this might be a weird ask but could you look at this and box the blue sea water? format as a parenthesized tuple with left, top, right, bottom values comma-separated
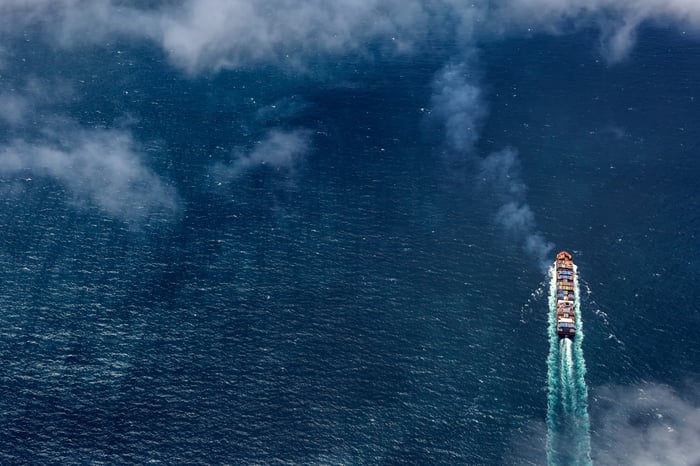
(0, 19, 699, 465)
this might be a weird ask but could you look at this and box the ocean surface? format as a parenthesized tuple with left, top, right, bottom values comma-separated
(1, 8, 699, 465)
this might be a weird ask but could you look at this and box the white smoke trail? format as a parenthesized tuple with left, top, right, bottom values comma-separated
(431, 59, 486, 154)
(430, 60, 553, 270)
(478, 149, 553, 271)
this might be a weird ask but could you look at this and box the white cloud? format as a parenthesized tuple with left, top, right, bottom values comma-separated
(2, 0, 700, 69)
(487, 0, 700, 62)
(0, 73, 172, 226)
(0, 77, 74, 128)
(592, 382, 700, 466)
(0, 0, 438, 73)
(0, 45, 7, 69)
(214, 128, 311, 180)
(156, 0, 437, 73)
(0, 93, 30, 125)
(0, 127, 181, 224)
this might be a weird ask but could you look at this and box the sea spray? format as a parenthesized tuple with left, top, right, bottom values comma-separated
(545, 262, 592, 466)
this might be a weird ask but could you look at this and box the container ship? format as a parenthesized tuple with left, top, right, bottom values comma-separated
(555, 251, 576, 338)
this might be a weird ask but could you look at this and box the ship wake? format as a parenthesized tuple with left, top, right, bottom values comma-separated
(546, 264, 592, 466)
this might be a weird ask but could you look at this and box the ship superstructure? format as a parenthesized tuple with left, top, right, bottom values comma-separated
(555, 251, 576, 338)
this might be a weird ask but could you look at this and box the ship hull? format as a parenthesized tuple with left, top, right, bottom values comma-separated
(555, 251, 576, 338)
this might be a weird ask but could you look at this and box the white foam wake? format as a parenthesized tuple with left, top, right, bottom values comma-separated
(545, 264, 592, 466)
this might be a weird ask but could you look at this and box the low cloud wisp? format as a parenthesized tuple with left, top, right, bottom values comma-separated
(592, 382, 700, 466)
(487, 0, 700, 63)
(214, 128, 311, 181)
(0, 127, 180, 224)
(4, 1, 700, 71)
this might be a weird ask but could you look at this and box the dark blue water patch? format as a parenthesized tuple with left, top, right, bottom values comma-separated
(0, 92, 550, 463)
